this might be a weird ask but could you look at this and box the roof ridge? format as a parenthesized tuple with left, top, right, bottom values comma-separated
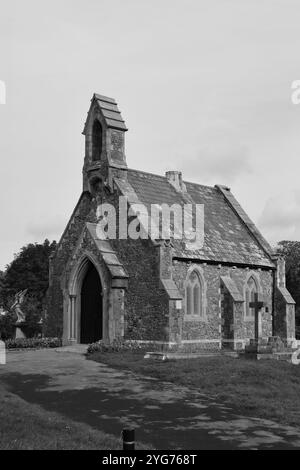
(127, 167, 167, 179)
(127, 167, 215, 189)
(183, 180, 214, 190)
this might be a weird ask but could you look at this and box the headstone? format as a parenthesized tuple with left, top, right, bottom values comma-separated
(291, 339, 299, 350)
(0, 341, 6, 365)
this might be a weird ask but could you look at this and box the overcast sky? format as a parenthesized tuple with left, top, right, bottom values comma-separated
(1, 0, 300, 270)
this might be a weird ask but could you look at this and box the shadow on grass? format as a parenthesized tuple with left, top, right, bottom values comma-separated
(0, 371, 241, 450)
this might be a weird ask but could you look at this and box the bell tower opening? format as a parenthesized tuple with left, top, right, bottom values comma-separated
(92, 120, 103, 161)
(80, 261, 103, 343)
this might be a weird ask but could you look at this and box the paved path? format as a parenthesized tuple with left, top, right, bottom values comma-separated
(0, 348, 300, 449)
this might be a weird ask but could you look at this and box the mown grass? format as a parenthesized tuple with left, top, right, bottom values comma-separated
(89, 351, 300, 428)
(0, 383, 123, 450)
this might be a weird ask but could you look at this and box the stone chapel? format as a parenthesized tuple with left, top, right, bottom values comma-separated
(46, 93, 296, 351)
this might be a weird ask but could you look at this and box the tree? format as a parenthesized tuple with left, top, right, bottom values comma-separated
(0, 312, 15, 340)
(0, 239, 57, 337)
(0, 271, 4, 287)
(277, 241, 300, 329)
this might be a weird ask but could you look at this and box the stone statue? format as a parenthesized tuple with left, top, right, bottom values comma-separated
(11, 289, 28, 323)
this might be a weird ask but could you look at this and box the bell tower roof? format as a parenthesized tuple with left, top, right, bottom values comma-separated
(83, 93, 128, 134)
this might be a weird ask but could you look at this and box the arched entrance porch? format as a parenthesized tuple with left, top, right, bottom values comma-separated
(66, 256, 106, 344)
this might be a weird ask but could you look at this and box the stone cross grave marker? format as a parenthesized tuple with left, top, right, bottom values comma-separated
(249, 293, 264, 342)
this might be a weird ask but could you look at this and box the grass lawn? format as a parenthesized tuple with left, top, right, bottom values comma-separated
(89, 351, 300, 428)
(0, 383, 130, 450)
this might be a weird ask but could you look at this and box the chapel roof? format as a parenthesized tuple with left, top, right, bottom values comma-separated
(126, 168, 274, 268)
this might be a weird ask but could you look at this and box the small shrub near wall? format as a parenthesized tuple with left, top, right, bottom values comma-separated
(5, 337, 62, 350)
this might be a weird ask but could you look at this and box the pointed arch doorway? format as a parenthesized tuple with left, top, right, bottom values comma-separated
(80, 261, 103, 344)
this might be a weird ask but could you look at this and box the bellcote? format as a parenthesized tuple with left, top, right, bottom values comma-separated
(82, 94, 128, 193)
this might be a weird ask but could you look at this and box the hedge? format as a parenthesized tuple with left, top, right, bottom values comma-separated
(87, 338, 153, 354)
(5, 337, 62, 350)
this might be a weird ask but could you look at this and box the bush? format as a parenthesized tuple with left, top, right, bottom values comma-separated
(87, 338, 149, 354)
(0, 312, 15, 340)
(5, 337, 62, 350)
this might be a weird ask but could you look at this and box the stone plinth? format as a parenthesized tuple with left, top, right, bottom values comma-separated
(245, 338, 273, 359)
(13, 322, 27, 339)
(244, 337, 294, 361)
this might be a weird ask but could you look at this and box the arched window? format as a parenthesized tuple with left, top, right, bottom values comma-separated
(186, 270, 203, 316)
(245, 276, 257, 318)
(92, 120, 103, 161)
(186, 284, 192, 315)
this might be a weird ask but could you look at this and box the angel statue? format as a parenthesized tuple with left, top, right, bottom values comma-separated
(11, 289, 28, 323)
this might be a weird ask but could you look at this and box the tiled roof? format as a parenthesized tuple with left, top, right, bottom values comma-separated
(277, 286, 296, 304)
(126, 169, 274, 268)
(161, 279, 182, 300)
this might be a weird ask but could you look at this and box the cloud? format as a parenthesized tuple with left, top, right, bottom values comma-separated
(257, 191, 300, 244)
(177, 120, 252, 184)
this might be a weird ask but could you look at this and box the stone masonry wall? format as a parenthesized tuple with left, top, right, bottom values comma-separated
(107, 191, 170, 342)
(232, 268, 273, 343)
(172, 261, 274, 350)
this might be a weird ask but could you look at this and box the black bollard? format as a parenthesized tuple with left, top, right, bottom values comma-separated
(122, 428, 135, 450)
